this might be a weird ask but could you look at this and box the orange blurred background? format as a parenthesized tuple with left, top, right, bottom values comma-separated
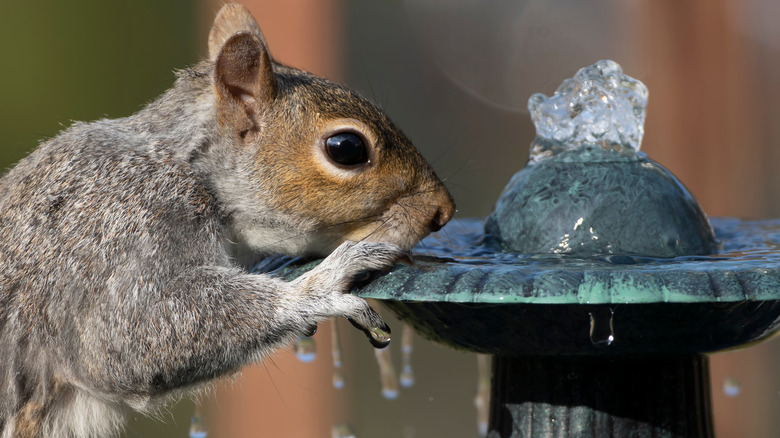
(3, 0, 780, 437)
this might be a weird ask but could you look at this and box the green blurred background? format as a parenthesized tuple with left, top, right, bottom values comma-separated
(4, 1, 780, 437)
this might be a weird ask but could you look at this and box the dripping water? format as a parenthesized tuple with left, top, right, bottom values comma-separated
(375, 344, 400, 399)
(294, 335, 317, 362)
(723, 377, 741, 397)
(331, 422, 357, 438)
(588, 307, 615, 347)
(474, 354, 491, 437)
(332, 320, 345, 389)
(189, 405, 207, 438)
(400, 324, 415, 388)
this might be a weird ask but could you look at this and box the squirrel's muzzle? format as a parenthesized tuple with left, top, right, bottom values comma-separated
(427, 186, 456, 233)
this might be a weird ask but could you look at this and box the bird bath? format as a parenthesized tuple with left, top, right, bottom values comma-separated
(273, 60, 780, 437)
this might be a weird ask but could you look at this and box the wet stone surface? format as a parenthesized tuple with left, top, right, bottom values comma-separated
(485, 149, 717, 257)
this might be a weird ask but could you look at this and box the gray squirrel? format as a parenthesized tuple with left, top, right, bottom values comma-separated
(0, 4, 454, 437)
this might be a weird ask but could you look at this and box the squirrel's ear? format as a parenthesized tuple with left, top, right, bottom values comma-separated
(214, 32, 276, 133)
(208, 3, 270, 62)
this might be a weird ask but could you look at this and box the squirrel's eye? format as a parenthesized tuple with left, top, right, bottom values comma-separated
(325, 132, 368, 166)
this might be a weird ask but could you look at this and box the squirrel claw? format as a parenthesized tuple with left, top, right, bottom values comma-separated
(348, 317, 392, 349)
(397, 252, 415, 267)
(303, 323, 318, 337)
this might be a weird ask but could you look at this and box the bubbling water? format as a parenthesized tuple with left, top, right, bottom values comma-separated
(527, 60, 648, 163)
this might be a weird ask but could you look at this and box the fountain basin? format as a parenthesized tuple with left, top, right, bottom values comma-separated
(270, 217, 780, 356)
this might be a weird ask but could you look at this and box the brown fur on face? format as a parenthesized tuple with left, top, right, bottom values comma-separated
(241, 64, 453, 253)
(207, 5, 453, 257)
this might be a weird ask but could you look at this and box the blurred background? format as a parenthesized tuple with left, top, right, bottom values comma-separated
(3, 0, 780, 436)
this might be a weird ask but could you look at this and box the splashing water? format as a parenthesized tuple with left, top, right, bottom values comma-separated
(588, 307, 615, 347)
(399, 324, 415, 388)
(331, 320, 345, 389)
(528, 60, 648, 163)
(474, 354, 491, 437)
(294, 336, 317, 363)
(189, 405, 208, 438)
(375, 346, 400, 400)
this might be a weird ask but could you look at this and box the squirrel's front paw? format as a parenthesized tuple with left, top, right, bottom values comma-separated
(297, 241, 406, 347)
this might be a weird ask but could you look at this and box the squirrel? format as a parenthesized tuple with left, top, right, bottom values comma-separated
(0, 4, 455, 437)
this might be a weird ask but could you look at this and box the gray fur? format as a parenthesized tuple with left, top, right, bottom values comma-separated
(0, 5, 456, 436)
(0, 57, 406, 438)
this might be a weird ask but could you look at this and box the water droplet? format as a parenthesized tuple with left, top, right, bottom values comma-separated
(588, 307, 615, 347)
(189, 406, 208, 438)
(382, 387, 400, 400)
(475, 354, 491, 438)
(368, 326, 391, 345)
(374, 347, 400, 400)
(331, 422, 356, 438)
(295, 336, 316, 363)
(723, 377, 741, 397)
(400, 364, 415, 388)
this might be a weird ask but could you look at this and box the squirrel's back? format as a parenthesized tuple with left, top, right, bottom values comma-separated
(0, 4, 455, 437)
(0, 99, 226, 436)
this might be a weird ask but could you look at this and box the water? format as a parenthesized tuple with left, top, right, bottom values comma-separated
(331, 321, 345, 389)
(294, 336, 317, 363)
(374, 346, 400, 400)
(189, 406, 207, 438)
(588, 307, 615, 347)
(331, 423, 356, 438)
(399, 324, 415, 388)
(528, 60, 648, 162)
(474, 354, 491, 437)
(367, 217, 780, 306)
(367, 325, 391, 347)
(723, 377, 741, 397)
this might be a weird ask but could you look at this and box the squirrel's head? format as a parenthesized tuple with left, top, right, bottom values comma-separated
(205, 4, 454, 256)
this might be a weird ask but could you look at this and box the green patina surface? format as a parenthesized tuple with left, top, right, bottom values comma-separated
(341, 217, 780, 305)
(486, 147, 717, 257)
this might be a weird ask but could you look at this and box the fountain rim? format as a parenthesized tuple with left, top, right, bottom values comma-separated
(346, 216, 780, 306)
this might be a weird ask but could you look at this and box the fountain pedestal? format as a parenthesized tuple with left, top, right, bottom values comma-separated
(489, 355, 713, 438)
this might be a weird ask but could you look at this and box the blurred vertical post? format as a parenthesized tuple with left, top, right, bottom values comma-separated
(203, 1, 347, 437)
(632, 0, 765, 218)
(629, 1, 778, 437)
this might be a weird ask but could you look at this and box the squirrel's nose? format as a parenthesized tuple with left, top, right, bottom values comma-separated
(429, 195, 455, 232)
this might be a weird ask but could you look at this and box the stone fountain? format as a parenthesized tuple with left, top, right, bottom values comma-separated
(277, 60, 780, 437)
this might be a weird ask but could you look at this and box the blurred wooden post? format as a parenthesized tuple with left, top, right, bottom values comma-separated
(634, 0, 765, 219)
(203, 1, 347, 437)
(630, 1, 775, 437)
